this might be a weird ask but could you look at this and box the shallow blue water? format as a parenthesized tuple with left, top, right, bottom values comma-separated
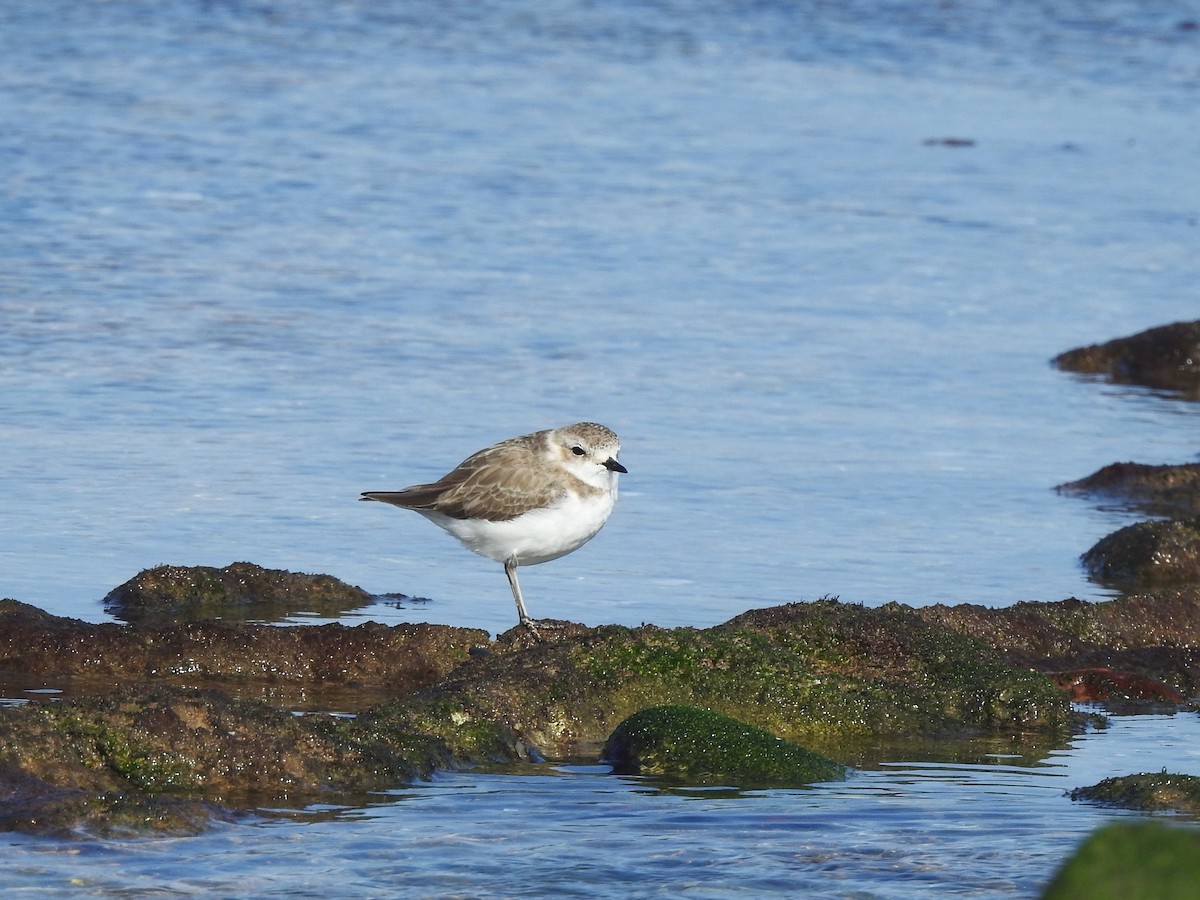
(5, 712, 1200, 898)
(2, 0, 1199, 894)
(2, 0, 1198, 635)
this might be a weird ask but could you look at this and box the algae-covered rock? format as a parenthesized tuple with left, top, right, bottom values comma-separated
(1053, 319, 1200, 397)
(1041, 820, 1200, 900)
(378, 600, 1070, 764)
(0, 684, 452, 812)
(1069, 772, 1200, 815)
(1082, 517, 1200, 591)
(104, 562, 374, 623)
(916, 591, 1200, 699)
(0, 595, 1076, 834)
(0, 771, 235, 838)
(603, 705, 846, 786)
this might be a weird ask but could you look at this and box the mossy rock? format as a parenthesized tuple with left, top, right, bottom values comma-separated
(603, 705, 847, 786)
(380, 600, 1070, 764)
(1041, 820, 1200, 900)
(103, 562, 375, 623)
(0, 772, 236, 838)
(1070, 772, 1200, 815)
(0, 685, 453, 808)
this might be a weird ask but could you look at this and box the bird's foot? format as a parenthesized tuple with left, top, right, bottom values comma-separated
(520, 618, 542, 641)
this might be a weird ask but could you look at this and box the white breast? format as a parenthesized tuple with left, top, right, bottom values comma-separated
(419, 486, 617, 566)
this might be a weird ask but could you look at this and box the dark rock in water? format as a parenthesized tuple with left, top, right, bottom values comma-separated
(0, 598, 487, 699)
(1081, 516, 1200, 591)
(1050, 667, 1186, 703)
(603, 705, 846, 786)
(104, 562, 375, 624)
(1053, 319, 1200, 397)
(1042, 820, 1200, 900)
(1069, 772, 1200, 815)
(1057, 461, 1200, 518)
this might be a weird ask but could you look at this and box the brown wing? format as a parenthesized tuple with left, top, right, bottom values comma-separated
(361, 433, 564, 521)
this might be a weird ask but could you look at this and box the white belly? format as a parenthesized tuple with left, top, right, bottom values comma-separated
(418, 488, 617, 566)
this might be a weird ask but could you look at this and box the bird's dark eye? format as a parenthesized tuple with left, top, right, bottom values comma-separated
(571, 446, 586, 456)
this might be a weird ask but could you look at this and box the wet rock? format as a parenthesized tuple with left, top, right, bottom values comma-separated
(104, 562, 375, 624)
(0, 684, 452, 812)
(0, 599, 487, 699)
(1042, 820, 1200, 900)
(1081, 516, 1200, 590)
(916, 590, 1200, 699)
(1057, 461, 1200, 518)
(1050, 667, 1186, 703)
(1053, 319, 1200, 397)
(375, 600, 1070, 764)
(1069, 772, 1200, 815)
(603, 705, 846, 786)
(0, 770, 236, 838)
(0, 593, 1120, 835)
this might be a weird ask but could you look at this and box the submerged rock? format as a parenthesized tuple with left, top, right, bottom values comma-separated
(1069, 772, 1200, 815)
(1053, 319, 1200, 397)
(1042, 820, 1200, 900)
(103, 562, 375, 623)
(603, 705, 847, 786)
(1057, 461, 1200, 518)
(1081, 516, 1200, 591)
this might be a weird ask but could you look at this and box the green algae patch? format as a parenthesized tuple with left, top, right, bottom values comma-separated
(604, 705, 846, 786)
(1042, 820, 1200, 900)
(1070, 772, 1200, 815)
(361, 696, 523, 765)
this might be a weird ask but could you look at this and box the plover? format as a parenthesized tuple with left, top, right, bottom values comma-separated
(361, 422, 626, 630)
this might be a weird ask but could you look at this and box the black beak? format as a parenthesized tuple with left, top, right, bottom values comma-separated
(604, 458, 628, 474)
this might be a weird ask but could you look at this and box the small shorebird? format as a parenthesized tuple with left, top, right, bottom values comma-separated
(361, 422, 626, 630)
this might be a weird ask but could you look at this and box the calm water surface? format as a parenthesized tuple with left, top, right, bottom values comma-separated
(2, 0, 1199, 895)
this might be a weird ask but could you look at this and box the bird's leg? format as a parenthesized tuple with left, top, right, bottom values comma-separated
(504, 557, 538, 634)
